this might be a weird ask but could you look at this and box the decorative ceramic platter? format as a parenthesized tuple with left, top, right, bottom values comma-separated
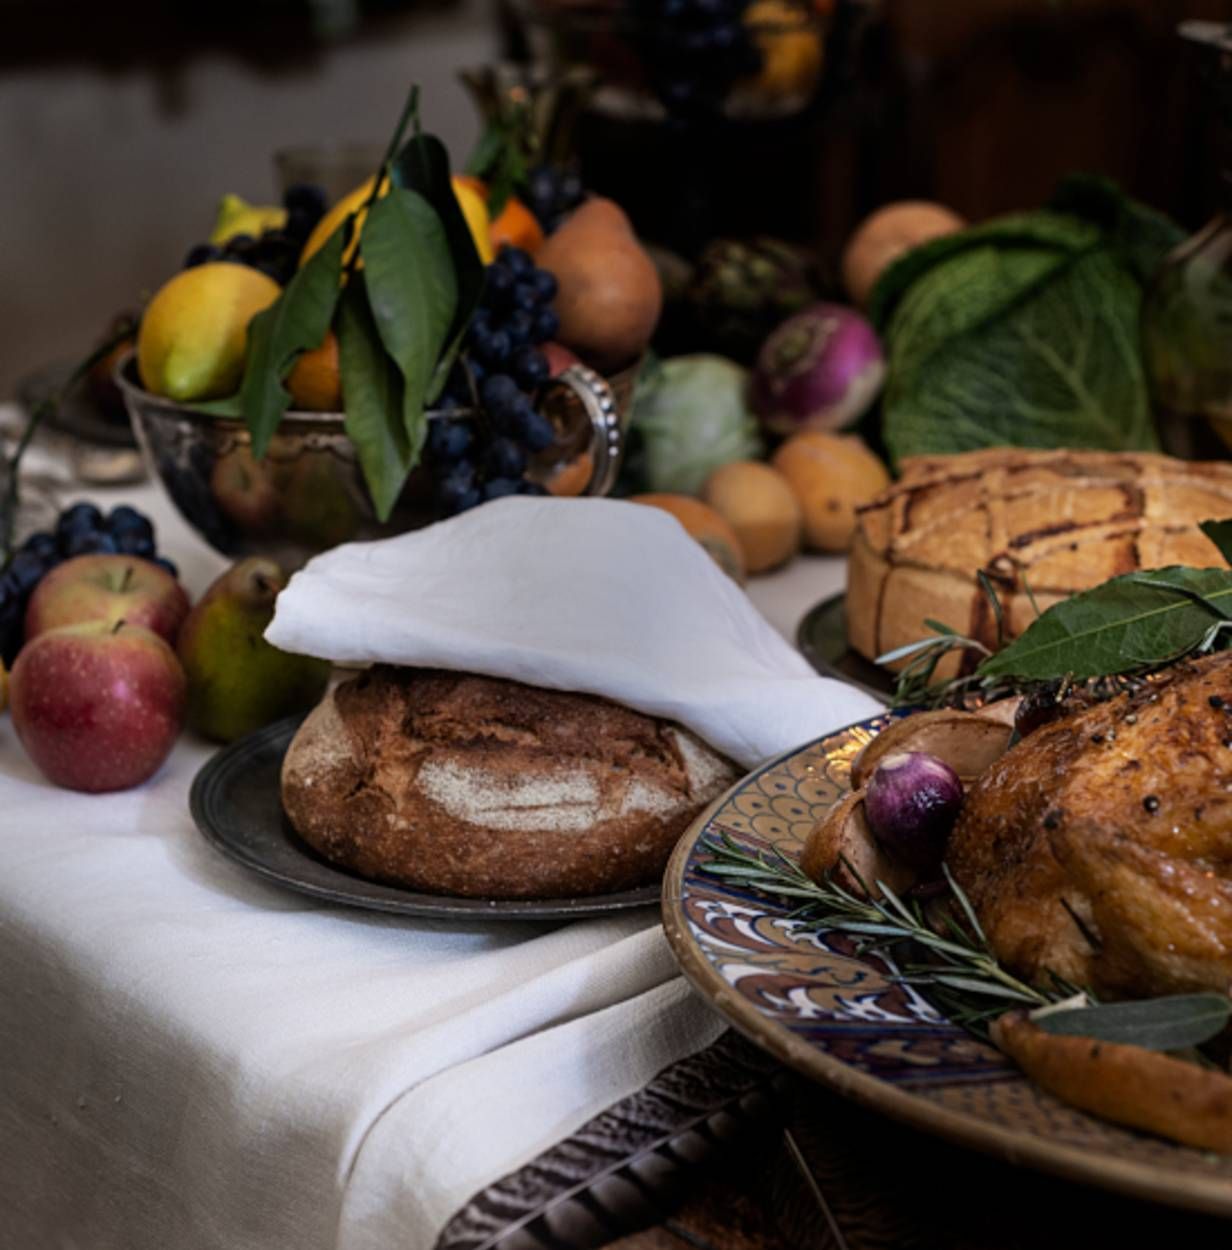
(191, 716, 659, 921)
(796, 593, 893, 699)
(662, 712, 1232, 1218)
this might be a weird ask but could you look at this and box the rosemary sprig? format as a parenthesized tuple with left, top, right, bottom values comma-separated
(701, 831, 1057, 1031)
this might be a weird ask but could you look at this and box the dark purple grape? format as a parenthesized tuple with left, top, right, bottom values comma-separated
(518, 480, 549, 496)
(516, 407, 557, 453)
(499, 247, 534, 278)
(225, 233, 256, 252)
(505, 310, 534, 350)
(530, 269, 558, 303)
(56, 502, 104, 541)
(480, 375, 521, 422)
(153, 556, 179, 578)
(184, 243, 223, 269)
(20, 531, 58, 562)
(512, 283, 539, 314)
(63, 531, 119, 558)
(427, 418, 475, 462)
(483, 264, 514, 307)
(511, 347, 549, 391)
(531, 308, 560, 344)
(5, 551, 47, 595)
(476, 330, 511, 369)
(114, 531, 156, 558)
(484, 438, 528, 479)
(106, 505, 154, 541)
(482, 476, 523, 501)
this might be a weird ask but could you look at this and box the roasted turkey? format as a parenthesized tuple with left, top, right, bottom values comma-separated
(948, 650, 1232, 1000)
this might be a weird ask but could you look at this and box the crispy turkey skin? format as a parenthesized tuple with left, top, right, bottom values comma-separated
(948, 650, 1232, 999)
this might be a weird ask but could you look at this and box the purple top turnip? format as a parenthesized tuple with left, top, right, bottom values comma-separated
(752, 303, 885, 436)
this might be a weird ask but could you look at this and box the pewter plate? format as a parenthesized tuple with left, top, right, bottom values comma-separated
(190, 716, 659, 920)
(795, 592, 893, 699)
(662, 712, 1232, 1219)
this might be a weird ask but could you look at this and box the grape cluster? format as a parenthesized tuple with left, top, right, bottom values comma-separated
(633, 0, 761, 122)
(0, 503, 176, 666)
(426, 247, 563, 515)
(183, 183, 328, 285)
(522, 165, 586, 235)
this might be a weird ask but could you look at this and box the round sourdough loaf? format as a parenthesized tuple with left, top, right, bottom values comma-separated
(848, 448, 1232, 678)
(280, 666, 740, 899)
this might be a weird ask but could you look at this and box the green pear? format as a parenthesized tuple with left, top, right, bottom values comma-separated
(177, 558, 329, 743)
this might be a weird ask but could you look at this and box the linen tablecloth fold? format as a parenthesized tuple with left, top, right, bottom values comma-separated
(0, 478, 870, 1250)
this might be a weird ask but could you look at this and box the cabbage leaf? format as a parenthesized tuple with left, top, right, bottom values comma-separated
(870, 176, 1183, 466)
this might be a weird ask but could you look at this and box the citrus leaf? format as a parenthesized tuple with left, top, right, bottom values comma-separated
(1201, 517, 1232, 565)
(390, 130, 485, 402)
(360, 187, 457, 459)
(239, 222, 348, 457)
(336, 278, 412, 522)
(976, 566, 1232, 680)
(1033, 993, 1232, 1051)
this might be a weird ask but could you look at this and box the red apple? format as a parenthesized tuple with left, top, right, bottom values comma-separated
(10, 621, 186, 792)
(24, 554, 190, 646)
(542, 342, 582, 378)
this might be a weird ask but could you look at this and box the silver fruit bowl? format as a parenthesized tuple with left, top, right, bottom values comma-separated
(116, 352, 638, 569)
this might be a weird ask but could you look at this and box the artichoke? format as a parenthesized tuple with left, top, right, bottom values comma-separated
(683, 237, 819, 363)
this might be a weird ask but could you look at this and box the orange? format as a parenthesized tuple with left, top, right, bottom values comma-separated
(457, 176, 544, 255)
(287, 331, 342, 411)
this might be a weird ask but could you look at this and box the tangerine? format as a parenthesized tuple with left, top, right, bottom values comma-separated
(287, 331, 342, 411)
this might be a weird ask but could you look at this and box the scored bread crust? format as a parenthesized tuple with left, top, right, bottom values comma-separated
(848, 448, 1232, 675)
(280, 666, 740, 900)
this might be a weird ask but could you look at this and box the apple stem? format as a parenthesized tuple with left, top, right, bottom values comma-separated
(119, 564, 134, 593)
(112, 619, 125, 635)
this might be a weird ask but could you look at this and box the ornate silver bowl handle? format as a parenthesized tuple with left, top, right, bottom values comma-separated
(549, 363, 625, 497)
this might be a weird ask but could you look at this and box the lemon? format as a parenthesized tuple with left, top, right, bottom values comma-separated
(137, 262, 282, 402)
(451, 178, 495, 264)
(299, 174, 493, 269)
(209, 193, 287, 245)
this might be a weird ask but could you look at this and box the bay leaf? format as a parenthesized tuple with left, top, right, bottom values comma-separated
(1201, 517, 1232, 566)
(239, 223, 348, 457)
(976, 565, 1232, 680)
(336, 278, 413, 522)
(390, 130, 486, 402)
(1033, 993, 1231, 1051)
(360, 187, 457, 458)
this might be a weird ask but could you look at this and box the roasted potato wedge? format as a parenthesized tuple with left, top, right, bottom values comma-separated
(992, 1011, 1232, 1153)
(800, 788, 919, 898)
(851, 709, 1014, 789)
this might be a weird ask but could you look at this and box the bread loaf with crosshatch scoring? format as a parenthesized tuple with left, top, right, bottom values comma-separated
(281, 666, 740, 899)
(847, 448, 1232, 678)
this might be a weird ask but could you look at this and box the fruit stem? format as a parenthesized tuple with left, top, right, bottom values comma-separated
(342, 84, 421, 285)
(119, 564, 134, 594)
(112, 619, 125, 635)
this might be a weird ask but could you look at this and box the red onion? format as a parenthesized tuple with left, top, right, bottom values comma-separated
(864, 751, 963, 872)
(751, 303, 885, 436)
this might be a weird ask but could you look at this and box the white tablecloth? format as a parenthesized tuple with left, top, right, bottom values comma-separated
(0, 462, 847, 1250)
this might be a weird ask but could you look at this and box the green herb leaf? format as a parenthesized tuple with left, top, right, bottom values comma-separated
(1201, 518, 1232, 566)
(390, 131, 485, 402)
(976, 566, 1232, 680)
(1034, 993, 1231, 1050)
(336, 278, 413, 522)
(239, 223, 348, 457)
(360, 187, 457, 457)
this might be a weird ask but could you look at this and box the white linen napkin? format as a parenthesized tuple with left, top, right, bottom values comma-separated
(267, 496, 882, 768)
